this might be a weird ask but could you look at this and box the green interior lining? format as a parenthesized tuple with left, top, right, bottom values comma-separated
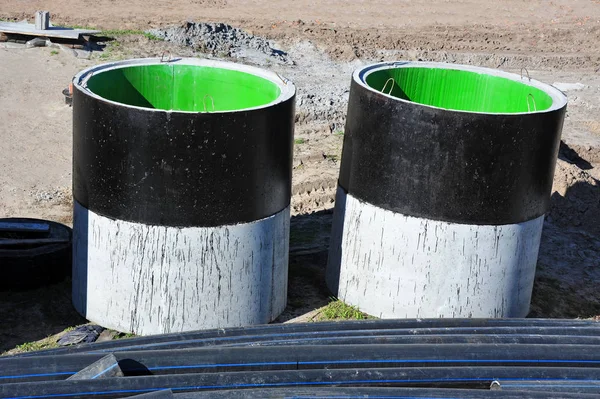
(86, 64, 281, 112)
(365, 67, 553, 113)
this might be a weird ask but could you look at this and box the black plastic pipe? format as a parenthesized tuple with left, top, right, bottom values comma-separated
(493, 380, 600, 395)
(7, 320, 599, 358)
(2, 367, 600, 399)
(2, 344, 600, 384)
(174, 387, 600, 399)
(5, 337, 600, 382)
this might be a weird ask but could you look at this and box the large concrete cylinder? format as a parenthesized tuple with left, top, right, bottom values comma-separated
(72, 58, 295, 335)
(327, 61, 567, 318)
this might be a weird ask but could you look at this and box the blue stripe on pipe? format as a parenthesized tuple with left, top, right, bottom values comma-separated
(91, 363, 119, 379)
(4, 378, 600, 399)
(151, 361, 297, 370)
(0, 373, 75, 380)
(144, 358, 600, 372)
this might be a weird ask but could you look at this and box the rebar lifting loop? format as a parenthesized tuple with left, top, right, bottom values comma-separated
(520, 67, 531, 81)
(203, 94, 215, 113)
(160, 53, 172, 63)
(275, 72, 289, 86)
(527, 93, 537, 113)
(381, 78, 395, 95)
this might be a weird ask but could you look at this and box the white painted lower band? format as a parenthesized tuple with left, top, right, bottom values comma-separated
(72, 201, 289, 335)
(327, 186, 544, 318)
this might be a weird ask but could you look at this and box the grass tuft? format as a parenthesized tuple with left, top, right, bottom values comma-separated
(144, 32, 164, 41)
(63, 24, 96, 30)
(294, 138, 306, 145)
(15, 337, 59, 353)
(100, 29, 145, 37)
(98, 30, 164, 41)
(318, 298, 373, 321)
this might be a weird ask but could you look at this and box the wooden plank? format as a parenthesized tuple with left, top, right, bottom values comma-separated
(0, 22, 99, 40)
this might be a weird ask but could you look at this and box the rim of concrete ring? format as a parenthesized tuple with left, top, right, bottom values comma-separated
(73, 57, 296, 114)
(355, 61, 568, 116)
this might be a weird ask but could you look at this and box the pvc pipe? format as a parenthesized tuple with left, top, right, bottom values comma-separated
(327, 61, 567, 318)
(71, 58, 296, 335)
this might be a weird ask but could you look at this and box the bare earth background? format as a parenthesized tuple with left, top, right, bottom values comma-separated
(0, 0, 599, 352)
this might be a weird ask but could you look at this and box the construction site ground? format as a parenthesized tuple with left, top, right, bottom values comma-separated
(0, 0, 599, 352)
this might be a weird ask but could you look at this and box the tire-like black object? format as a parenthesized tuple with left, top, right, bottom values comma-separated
(0, 218, 72, 291)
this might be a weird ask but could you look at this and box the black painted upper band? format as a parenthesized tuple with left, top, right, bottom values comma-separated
(73, 71, 295, 228)
(339, 67, 566, 225)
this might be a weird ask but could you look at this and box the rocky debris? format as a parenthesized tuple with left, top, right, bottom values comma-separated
(147, 22, 291, 64)
(30, 187, 69, 204)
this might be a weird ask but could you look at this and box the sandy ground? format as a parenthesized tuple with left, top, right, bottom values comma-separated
(0, 0, 599, 351)
(1, 0, 599, 31)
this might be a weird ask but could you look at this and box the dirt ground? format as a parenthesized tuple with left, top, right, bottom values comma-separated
(0, 0, 599, 352)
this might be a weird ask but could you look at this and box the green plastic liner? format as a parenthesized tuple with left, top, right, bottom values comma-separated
(86, 64, 281, 112)
(365, 67, 554, 113)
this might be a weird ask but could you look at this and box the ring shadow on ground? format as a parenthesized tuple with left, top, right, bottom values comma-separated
(2, 175, 597, 351)
(281, 163, 600, 321)
(529, 174, 600, 318)
(0, 279, 87, 353)
(273, 209, 334, 322)
(558, 140, 594, 170)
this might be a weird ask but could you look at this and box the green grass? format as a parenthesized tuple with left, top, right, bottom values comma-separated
(15, 337, 59, 353)
(98, 40, 124, 60)
(324, 154, 340, 162)
(98, 29, 163, 41)
(100, 29, 145, 36)
(294, 138, 306, 145)
(318, 298, 373, 321)
(50, 50, 59, 56)
(63, 24, 96, 30)
(144, 32, 164, 41)
(334, 130, 344, 136)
